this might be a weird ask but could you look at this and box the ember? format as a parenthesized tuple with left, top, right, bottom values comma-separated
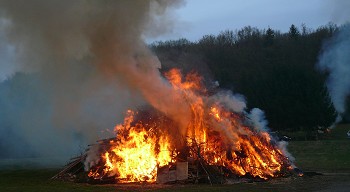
(54, 69, 295, 184)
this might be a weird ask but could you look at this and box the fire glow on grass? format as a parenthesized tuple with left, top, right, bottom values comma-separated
(87, 69, 293, 183)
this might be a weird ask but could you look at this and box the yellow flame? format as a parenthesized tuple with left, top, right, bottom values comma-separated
(98, 113, 172, 182)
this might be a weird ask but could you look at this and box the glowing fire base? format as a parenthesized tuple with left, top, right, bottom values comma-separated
(53, 108, 296, 184)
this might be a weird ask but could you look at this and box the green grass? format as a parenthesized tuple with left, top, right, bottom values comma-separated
(286, 124, 350, 172)
(288, 140, 350, 172)
(1, 125, 349, 191)
(0, 169, 349, 192)
(0, 169, 118, 192)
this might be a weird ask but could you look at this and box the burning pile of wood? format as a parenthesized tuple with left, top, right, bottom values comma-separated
(53, 69, 298, 184)
(53, 109, 295, 184)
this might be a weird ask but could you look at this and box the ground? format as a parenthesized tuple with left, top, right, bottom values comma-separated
(0, 125, 349, 192)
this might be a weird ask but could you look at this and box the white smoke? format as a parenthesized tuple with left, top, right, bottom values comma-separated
(248, 108, 269, 132)
(277, 141, 295, 164)
(318, 24, 350, 119)
(84, 144, 100, 171)
(210, 90, 247, 113)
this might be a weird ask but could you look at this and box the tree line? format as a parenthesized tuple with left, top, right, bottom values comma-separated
(151, 23, 340, 132)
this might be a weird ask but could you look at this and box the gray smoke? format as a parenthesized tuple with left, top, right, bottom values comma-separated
(248, 108, 269, 132)
(327, 0, 350, 24)
(0, 0, 184, 165)
(318, 24, 350, 120)
(209, 90, 246, 113)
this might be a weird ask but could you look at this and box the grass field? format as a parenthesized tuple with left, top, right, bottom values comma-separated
(1, 125, 349, 192)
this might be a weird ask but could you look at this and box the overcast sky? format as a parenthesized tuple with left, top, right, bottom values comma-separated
(150, 0, 350, 42)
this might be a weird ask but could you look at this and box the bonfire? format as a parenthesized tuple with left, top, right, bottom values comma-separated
(54, 69, 296, 184)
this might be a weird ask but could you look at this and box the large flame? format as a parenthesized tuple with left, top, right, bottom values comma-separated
(87, 69, 292, 182)
(88, 110, 174, 182)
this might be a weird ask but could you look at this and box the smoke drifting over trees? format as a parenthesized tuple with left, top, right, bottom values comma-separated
(318, 24, 350, 121)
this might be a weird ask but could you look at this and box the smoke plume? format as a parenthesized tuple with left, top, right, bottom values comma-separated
(0, 0, 184, 164)
(318, 24, 350, 120)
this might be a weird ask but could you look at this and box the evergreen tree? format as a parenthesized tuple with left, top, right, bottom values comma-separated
(289, 24, 300, 39)
(264, 27, 275, 46)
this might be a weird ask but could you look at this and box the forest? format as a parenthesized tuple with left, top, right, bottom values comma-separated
(151, 23, 346, 133)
